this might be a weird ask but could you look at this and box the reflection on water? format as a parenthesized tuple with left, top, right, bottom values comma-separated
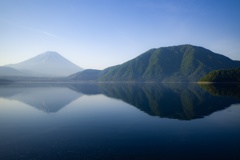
(0, 83, 82, 112)
(1, 83, 240, 120)
(97, 83, 240, 120)
(199, 83, 240, 98)
(0, 83, 240, 160)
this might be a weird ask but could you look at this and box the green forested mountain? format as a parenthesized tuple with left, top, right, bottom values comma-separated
(69, 45, 240, 82)
(199, 68, 240, 82)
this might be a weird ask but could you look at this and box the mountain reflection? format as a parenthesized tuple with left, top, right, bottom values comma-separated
(199, 83, 240, 98)
(0, 83, 82, 113)
(0, 83, 239, 120)
(96, 84, 240, 120)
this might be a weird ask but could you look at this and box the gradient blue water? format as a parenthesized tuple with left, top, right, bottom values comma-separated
(0, 83, 240, 160)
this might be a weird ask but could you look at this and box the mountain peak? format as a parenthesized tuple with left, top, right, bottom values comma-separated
(35, 51, 65, 63)
(41, 51, 60, 56)
(5, 51, 83, 77)
(38, 51, 63, 58)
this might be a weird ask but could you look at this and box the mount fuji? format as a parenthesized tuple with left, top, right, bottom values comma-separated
(5, 51, 83, 77)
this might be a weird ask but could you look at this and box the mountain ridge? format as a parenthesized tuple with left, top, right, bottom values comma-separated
(70, 44, 240, 82)
(2, 45, 240, 81)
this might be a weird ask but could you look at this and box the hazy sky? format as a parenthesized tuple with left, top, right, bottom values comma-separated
(1, 0, 240, 69)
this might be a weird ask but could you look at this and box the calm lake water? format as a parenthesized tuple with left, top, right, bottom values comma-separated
(0, 83, 240, 160)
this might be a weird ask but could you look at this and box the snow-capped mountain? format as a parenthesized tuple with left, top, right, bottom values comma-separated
(5, 51, 83, 77)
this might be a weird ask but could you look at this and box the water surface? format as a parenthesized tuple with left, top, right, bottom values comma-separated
(0, 83, 240, 160)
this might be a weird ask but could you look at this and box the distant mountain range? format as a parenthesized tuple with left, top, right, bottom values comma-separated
(70, 44, 240, 82)
(4, 51, 83, 77)
(1, 45, 240, 81)
(0, 66, 25, 76)
(68, 69, 101, 81)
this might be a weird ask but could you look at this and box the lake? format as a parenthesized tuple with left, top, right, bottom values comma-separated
(0, 83, 240, 160)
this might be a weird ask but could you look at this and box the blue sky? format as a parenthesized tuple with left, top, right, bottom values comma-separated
(1, 0, 240, 69)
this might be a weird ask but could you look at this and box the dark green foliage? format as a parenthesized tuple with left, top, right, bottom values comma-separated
(199, 68, 240, 82)
(99, 44, 240, 82)
(69, 44, 240, 82)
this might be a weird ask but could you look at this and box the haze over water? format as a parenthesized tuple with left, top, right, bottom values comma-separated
(0, 83, 240, 160)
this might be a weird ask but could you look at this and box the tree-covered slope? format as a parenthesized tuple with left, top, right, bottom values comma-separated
(69, 44, 240, 82)
(199, 68, 240, 82)
(98, 45, 240, 82)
